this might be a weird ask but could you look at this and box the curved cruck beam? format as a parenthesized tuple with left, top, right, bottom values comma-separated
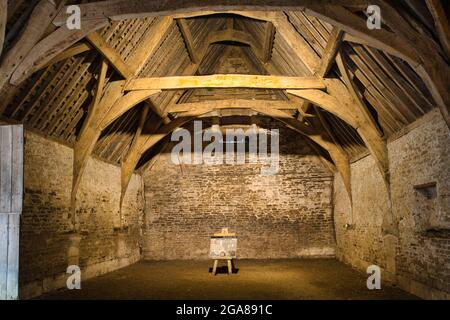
(71, 81, 160, 209)
(122, 74, 386, 188)
(100, 90, 161, 130)
(0, 0, 61, 92)
(119, 101, 352, 208)
(10, 19, 109, 86)
(288, 79, 389, 189)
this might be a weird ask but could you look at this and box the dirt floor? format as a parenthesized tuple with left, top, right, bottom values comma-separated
(39, 259, 418, 300)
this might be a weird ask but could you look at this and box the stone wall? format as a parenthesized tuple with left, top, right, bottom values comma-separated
(334, 109, 450, 299)
(142, 117, 335, 260)
(19, 131, 144, 299)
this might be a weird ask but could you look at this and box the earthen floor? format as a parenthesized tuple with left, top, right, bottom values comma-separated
(39, 259, 417, 300)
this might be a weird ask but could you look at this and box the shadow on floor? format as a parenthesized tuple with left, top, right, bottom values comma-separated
(208, 266, 240, 274)
(38, 259, 419, 300)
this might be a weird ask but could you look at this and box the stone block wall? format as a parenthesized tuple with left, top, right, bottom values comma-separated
(142, 118, 336, 260)
(19, 131, 144, 299)
(334, 109, 450, 299)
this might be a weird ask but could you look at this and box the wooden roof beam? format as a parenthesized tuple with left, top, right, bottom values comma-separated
(271, 12, 320, 73)
(71, 20, 174, 213)
(315, 27, 344, 76)
(52, 1, 369, 26)
(72, 82, 125, 210)
(297, 26, 343, 120)
(119, 103, 152, 210)
(425, 0, 450, 60)
(208, 29, 264, 60)
(166, 100, 298, 113)
(305, 5, 420, 65)
(15, 2, 435, 91)
(370, 0, 450, 129)
(127, 17, 173, 75)
(176, 19, 199, 64)
(8, 18, 109, 86)
(41, 42, 93, 70)
(314, 108, 352, 203)
(0, 0, 61, 91)
(336, 51, 390, 192)
(124, 75, 327, 91)
(86, 32, 134, 78)
(262, 22, 275, 63)
(79, 59, 108, 139)
(135, 105, 348, 187)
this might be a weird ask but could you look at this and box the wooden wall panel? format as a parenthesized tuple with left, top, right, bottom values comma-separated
(0, 125, 23, 300)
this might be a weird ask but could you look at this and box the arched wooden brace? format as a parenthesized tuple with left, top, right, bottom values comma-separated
(71, 81, 160, 212)
(208, 29, 264, 60)
(10, 19, 109, 86)
(287, 79, 389, 190)
(119, 103, 352, 209)
(100, 90, 161, 130)
(306, 2, 449, 129)
(335, 51, 390, 193)
(0, 0, 60, 91)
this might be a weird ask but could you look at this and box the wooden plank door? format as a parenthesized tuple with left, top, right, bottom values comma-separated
(0, 125, 23, 300)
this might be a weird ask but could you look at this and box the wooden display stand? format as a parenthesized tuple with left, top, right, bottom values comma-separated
(212, 258, 236, 275)
(210, 228, 237, 275)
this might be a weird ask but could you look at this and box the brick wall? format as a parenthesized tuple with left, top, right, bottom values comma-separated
(142, 117, 336, 260)
(19, 131, 144, 298)
(334, 109, 450, 299)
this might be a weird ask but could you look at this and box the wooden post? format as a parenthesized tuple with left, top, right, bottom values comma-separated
(0, 125, 23, 300)
(212, 260, 218, 275)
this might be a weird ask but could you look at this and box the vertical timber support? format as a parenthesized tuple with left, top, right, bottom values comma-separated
(335, 51, 390, 188)
(71, 82, 124, 228)
(0, 125, 23, 300)
(336, 51, 396, 235)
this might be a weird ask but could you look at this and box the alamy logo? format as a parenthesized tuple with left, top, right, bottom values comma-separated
(367, 5, 382, 30)
(366, 265, 381, 290)
(171, 121, 280, 175)
(66, 5, 81, 30)
(66, 265, 81, 290)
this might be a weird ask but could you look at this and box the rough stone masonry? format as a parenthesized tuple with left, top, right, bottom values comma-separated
(142, 117, 336, 260)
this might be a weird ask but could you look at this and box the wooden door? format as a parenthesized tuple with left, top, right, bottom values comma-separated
(0, 125, 23, 300)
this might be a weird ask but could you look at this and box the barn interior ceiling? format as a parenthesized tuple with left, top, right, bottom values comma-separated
(0, 0, 448, 208)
